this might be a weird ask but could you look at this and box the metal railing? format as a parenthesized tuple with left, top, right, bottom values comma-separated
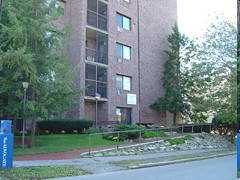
(87, 124, 213, 154)
(85, 48, 108, 65)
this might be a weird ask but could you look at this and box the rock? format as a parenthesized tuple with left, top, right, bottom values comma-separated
(81, 133, 236, 157)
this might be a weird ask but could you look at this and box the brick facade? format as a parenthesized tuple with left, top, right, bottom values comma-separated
(61, 0, 177, 126)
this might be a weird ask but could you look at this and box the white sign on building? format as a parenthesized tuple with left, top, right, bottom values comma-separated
(127, 93, 137, 105)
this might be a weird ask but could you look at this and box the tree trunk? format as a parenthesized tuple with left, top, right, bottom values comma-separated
(12, 116, 17, 134)
(28, 117, 36, 148)
(173, 113, 177, 126)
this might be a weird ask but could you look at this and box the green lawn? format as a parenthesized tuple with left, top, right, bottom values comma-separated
(0, 166, 90, 180)
(13, 130, 170, 156)
(14, 134, 120, 156)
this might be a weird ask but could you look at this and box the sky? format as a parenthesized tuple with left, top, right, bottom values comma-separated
(177, 0, 236, 39)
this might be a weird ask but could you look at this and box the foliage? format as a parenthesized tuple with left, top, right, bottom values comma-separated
(0, 166, 90, 180)
(102, 133, 119, 141)
(36, 119, 93, 134)
(152, 15, 237, 125)
(193, 124, 213, 133)
(102, 128, 168, 141)
(212, 113, 237, 135)
(183, 15, 237, 123)
(164, 135, 194, 145)
(142, 130, 167, 139)
(237, 13, 240, 134)
(0, 0, 82, 147)
(84, 126, 109, 134)
(150, 23, 194, 125)
(113, 124, 145, 141)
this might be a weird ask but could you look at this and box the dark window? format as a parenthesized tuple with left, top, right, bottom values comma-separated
(85, 64, 107, 98)
(87, 0, 108, 31)
(116, 107, 131, 125)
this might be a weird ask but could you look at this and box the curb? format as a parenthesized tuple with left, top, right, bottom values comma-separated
(129, 152, 236, 169)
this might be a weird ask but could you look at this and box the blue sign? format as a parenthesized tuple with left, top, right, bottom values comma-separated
(238, 133, 240, 169)
(0, 120, 14, 169)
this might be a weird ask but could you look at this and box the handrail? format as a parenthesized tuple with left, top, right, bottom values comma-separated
(87, 124, 214, 154)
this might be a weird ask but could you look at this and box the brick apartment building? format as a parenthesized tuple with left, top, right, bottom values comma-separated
(58, 0, 178, 126)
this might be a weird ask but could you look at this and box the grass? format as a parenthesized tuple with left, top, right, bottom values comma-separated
(164, 135, 194, 145)
(0, 166, 91, 180)
(142, 130, 167, 139)
(110, 148, 236, 169)
(14, 134, 120, 156)
(14, 130, 170, 156)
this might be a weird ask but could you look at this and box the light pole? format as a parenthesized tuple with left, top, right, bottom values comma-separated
(182, 97, 188, 124)
(94, 93, 101, 129)
(22, 82, 29, 152)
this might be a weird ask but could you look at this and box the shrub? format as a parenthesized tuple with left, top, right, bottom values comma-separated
(102, 133, 118, 141)
(212, 113, 237, 135)
(37, 119, 94, 134)
(113, 124, 145, 141)
(193, 124, 213, 133)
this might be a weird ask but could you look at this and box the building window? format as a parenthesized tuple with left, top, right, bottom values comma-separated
(116, 13, 131, 30)
(85, 64, 107, 98)
(87, 0, 108, 31)
(116, 107, 131, 125)
(116, 43, 131, 60)
(116, 75, 131, 91)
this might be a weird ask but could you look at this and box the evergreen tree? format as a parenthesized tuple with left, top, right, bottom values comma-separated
(150, 24, 191, 125)
(0, 0, 82, 147)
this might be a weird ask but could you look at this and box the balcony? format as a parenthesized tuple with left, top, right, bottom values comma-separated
(85, 48, 108, 65)
(87, 10, 107, 31)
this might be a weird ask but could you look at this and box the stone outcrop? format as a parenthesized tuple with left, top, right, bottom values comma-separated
(81, 133, 236, 157)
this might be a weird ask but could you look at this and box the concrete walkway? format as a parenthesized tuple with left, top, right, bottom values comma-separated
(12, 133, 236, 179)
(14, 148, 236, 174)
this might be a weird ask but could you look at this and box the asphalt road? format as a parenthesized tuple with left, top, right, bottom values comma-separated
(49, 154, 237, 180)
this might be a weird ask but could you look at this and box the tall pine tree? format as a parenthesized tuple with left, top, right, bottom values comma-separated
(150, 24, 190, 125)
(0, 0, 82, 147)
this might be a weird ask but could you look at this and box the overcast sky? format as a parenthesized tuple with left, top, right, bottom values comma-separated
(177, 0, 236, 38)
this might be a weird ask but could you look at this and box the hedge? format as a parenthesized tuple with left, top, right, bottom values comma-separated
(113, 124, 145, 141)
(37, 119, 94, 134)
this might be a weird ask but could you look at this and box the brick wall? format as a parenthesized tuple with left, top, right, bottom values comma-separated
(60, 0, 177, 126)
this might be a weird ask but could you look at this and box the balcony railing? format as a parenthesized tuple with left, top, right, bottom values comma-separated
(86, 48, 108, 65)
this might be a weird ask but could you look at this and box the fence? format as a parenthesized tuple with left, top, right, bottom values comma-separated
(87, 124, 213, 154)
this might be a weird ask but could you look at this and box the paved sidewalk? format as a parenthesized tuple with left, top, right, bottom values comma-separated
(12, 133, 236, 179)
(14, 149, 236, 171)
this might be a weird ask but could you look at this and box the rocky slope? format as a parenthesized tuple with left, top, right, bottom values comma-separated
(82, 133, 236, 157)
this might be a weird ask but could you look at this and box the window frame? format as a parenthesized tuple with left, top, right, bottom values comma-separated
(116, 75, 131, 91)
(116, 13, 131, 31)
(85, 64, 107, 98)
(116, 107, 131, 125)
(116, 43, 131, 60)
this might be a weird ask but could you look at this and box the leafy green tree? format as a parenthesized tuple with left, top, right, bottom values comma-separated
(185, 15, 237, 124)
(0, 0, 82, 147)
(150, 24, 193, 125)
